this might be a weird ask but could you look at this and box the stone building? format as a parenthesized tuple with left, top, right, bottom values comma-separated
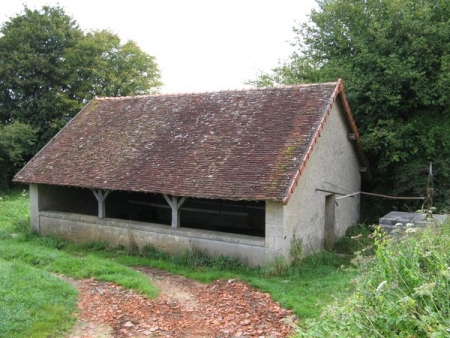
(14, 79, 368, 265)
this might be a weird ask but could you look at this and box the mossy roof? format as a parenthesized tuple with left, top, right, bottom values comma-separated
(14, 80, 366, 203)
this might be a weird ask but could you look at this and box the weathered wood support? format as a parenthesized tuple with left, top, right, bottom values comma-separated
(324, 194, 336, 250)
(163, 194, 187, 228)
(92, 189, 110, 218)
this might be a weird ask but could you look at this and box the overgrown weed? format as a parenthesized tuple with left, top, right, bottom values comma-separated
(298, 223, 450, 337)
(334, 223, 375, 255)
(81, 240, 109, 251)
(263, 256, 289, 277)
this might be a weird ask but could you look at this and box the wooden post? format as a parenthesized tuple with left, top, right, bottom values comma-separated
(324, 194, 336, 249)
(92, 189, 110, 218)
(163, 194, 187, 228)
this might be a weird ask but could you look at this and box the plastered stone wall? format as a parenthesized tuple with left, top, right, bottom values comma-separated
(30, 184, 39, 232)
(265, 201, 286, 260)
(286, 103, 361, 255)
(30, 184, 266, 266)
(36, 211, 265, 266)
(265, 103, 361, 261)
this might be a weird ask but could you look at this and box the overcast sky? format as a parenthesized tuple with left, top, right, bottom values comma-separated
(1, 0, 317, 93)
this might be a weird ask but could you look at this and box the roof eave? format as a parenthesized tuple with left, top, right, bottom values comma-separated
(13, 99, 97, 183)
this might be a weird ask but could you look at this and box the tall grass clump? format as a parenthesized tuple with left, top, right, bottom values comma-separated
(298, 223, 450, 337)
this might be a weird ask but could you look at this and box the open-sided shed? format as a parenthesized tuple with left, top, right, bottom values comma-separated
(14, 79, 368, 265)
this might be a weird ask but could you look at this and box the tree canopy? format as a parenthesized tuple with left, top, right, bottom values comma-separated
(0, 122, 37, 190)
(0, 5, 162, 188)
(254, 0, 450, 213)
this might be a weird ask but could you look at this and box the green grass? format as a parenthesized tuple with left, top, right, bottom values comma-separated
(0, 259, 77, 338)
(249, 252, 355, 318)
(0, 190, 30, 239)
(0, 240, 159, 297)
(0, 190, 159, 337)
(0, 190, 358, 336)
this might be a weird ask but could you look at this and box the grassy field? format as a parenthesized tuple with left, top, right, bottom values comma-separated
(0, 190, 357, 337)
(0, 260, 77, 338)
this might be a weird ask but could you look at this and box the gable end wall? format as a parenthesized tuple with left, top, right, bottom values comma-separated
(265, 102, 361, 261)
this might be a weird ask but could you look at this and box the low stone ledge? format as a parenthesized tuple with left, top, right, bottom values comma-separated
(40, 211, 265, 246)
(38, 211, 265, 266)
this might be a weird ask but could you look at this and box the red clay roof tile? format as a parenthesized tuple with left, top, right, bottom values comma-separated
(14, 80, 364, 202)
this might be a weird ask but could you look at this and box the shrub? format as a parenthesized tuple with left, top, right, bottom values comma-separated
(297, 224, 450, 337)
(334, 223, 374, 255)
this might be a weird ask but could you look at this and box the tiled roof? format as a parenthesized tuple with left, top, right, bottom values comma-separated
(14, 80, 365, 202)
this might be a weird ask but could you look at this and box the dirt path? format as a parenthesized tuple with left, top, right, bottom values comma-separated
(66, 267, 297, 338)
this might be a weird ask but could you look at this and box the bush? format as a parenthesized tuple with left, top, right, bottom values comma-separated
(298, 224, 450, 337)
(334, 223, 374, 255)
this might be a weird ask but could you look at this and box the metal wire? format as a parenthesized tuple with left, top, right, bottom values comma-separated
(335, 191, 426, 201)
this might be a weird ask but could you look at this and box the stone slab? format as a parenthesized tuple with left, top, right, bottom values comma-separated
(379, 211, 448, 231)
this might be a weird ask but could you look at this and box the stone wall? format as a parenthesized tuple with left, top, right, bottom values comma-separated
(285, 103, 361, 255)
(37, 211, 265, 266)
(264, 102, 361, 261)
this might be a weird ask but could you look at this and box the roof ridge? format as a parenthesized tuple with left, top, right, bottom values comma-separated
(93, 81, 339, 101)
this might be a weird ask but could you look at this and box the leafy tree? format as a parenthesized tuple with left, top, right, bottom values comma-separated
(254, 0, 450, 213)
(64, 30, 162, 100)
(0, 6, 83, 144)
(0, 5, 162, 187)
(0, 5, 162, 148)
(0, 122, 37, 189)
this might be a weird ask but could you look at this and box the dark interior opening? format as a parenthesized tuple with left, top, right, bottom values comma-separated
(39, 185, 97, 216)
(108, 191, 265, 237)
(38, 186, 265, 237)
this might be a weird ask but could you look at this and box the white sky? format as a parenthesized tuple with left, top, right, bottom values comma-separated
(1, 0, 317, 94)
